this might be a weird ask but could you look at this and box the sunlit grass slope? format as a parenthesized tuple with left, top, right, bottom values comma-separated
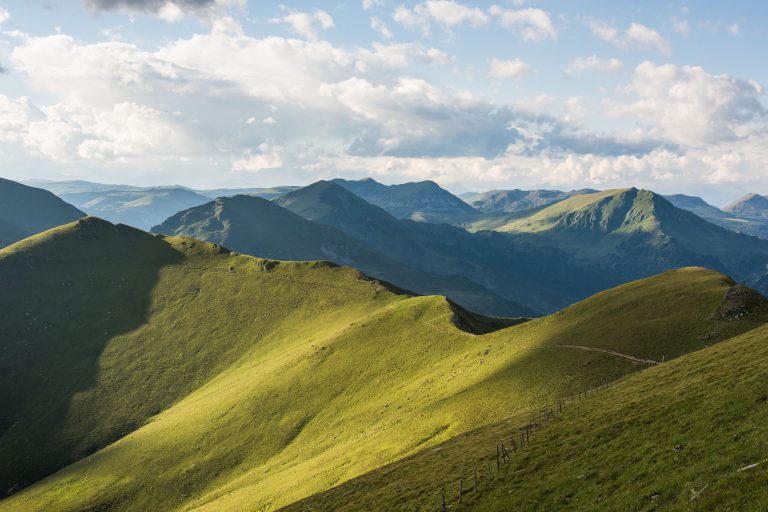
(284, 321, 768, 511)
(0, 219, 764, 511)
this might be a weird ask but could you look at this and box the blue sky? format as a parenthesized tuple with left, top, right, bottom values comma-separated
(0, 0, 766, 204)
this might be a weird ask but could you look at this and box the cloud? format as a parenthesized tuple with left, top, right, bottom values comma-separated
(271, 8, 335, 40)
(488, 5, 556, 41)
(83, 0, 241, 22)
(370, 16, 393, 39)
(0, 7, 9, 28)
(488, 58, 530, 80)
(672, 20, 690, 35)
(232, 141, 284, 172)
(393, 1, 489, 34)
(606, 61, 767, 146)
(0, 96, 191, 162)
(728, 23, 740, 37)
(588, 19, 669, 53)
(362, 0, 386, 9)
(6, 21, 768, 194)
(563, 55, 622, 77)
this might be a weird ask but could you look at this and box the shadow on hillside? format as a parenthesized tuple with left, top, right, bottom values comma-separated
(0, 219, 183, 496)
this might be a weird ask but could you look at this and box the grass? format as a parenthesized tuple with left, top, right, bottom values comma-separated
(284, 321, 768, 511)
(0, 218, 765, 511)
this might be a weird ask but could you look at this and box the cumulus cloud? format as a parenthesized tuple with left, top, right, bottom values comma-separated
(271, 8, 334, 40)
(0, 96, 191, 162)
(563, 55, 622, 77)
(488, 5, 556, 41)
(588, 19, 669, 53)
(5, 18, 768, 193)
(232, 141, 285, 172)
(394, 1, 488, 34)
(370, 16, 393, 39)
(83, 0, 242, 22)
(0, 7, 10, 28)
(488, 58, 530, 80)
(606, 61, 767, 146)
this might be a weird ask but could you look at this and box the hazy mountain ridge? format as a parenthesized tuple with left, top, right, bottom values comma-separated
(153, 194, 535, 317)
(0, 178, 85, 248)
(330, 177, 482, 224)
(465, 188, 599, 214)
(59, 187, 211, 230)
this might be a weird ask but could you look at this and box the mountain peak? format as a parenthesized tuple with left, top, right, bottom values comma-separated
(723, 193, 768, 217)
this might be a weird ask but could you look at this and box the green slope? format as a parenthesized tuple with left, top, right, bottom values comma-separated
(0, 222, 763, 512)
(0, 177, 84, 248)
(152, 194, 535, 317)
(283, 317, 768, 511)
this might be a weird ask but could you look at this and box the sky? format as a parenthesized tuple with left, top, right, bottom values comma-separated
(0, 1, 766, 204)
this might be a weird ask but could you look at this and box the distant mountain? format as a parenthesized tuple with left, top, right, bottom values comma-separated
(467, 188, 600, 214)
(0, 178, 84, 248)
(723, 193, 768, 219)
(60, 187, 211, 230)
(24, 179, 145, 195)
(468, 189, 570, 213)
(330, 177, 481, 224)
(195, 186, 300, 200)
(153, 195, 535, 317)
(274, 181, 620, 314)
(492, 188, 768, 290)
(666, 193, 768, 239)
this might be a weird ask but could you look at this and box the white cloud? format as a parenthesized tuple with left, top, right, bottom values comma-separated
(728, 23, 740, 37)
(0, 7, 10, 29)
(563, 55, 622, 77)
(672, 20, 690, 35)
(262, 116, 276, 124)
(271, 9, 334, 40)
(232, 141, 284, 172)
(6, 20, 768, 194)
(362, 0, 386, 9)
(0, 96, 190, 162)
(489, 6, 556, 42)
(370, 16, 393, 39)
(588, 19, 669, 53)
(606, 61, 766, 146)
(355, 42, 453, 70)
(488, 58, 530, 80)
(394, 1, 489, 34)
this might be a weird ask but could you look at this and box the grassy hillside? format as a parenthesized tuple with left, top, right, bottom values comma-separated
(0, 222, 763, 512)
(283, 316, 768, 511)
(0, 177, 84, 248)
(152, 194, 534, 317)
(60, 187, 210, 230)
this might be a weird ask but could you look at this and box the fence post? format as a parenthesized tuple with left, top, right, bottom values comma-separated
(459, 478, 463, 504)
(474, 469, 478, 495)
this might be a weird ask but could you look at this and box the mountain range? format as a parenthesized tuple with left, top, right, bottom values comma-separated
(1, 215, 766, 511)
(0, 178, 84, 248)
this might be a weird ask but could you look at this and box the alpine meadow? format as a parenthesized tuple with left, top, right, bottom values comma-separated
(2, 1, 768, 511)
